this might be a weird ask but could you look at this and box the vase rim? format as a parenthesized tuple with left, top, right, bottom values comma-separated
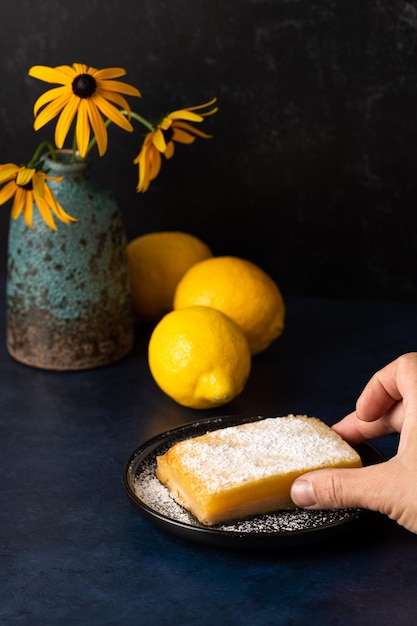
(42, 149, 89, 172)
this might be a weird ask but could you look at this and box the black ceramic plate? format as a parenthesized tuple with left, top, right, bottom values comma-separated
(123, 415, 385, 550)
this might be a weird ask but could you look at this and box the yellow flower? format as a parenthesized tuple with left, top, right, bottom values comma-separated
(28, 64, 141, 158)
(134, 97, 218, 192)
(0, 163, 77, 230)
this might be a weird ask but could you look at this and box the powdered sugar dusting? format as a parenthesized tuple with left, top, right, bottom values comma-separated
(165, 416, 361, 492)
(131, 451, 360, 534)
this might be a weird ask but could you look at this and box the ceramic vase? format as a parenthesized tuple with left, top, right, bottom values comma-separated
(6, 150, 134, 370)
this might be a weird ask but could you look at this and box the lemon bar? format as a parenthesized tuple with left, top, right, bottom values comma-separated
(155, 415, 362, 526)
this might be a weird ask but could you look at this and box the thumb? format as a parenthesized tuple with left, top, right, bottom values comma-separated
(290, 463, 390, 512)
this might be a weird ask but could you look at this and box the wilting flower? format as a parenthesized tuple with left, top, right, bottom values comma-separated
(0, 163, 77, 230)
(133, 97, 218, 192)
(28, 63, 141, 158)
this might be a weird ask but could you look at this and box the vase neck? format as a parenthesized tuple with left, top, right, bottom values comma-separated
(42, 150, 89, 177)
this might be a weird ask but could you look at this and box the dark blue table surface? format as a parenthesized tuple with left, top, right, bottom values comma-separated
(2, 276, 417, 625)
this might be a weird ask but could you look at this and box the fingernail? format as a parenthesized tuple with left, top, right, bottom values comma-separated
(291, 479, 317, 507)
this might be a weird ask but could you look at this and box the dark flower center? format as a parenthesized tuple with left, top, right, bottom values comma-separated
(72, 73, 97, 98)
(162, 127, 174, 143)
(17, 181, 33, 191)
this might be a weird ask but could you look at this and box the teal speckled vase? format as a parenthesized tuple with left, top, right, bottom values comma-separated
(6, 151, 134, 370)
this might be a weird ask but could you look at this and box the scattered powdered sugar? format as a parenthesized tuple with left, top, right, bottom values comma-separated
(133, 458, 196, 525)
(218, 508, 357, 533)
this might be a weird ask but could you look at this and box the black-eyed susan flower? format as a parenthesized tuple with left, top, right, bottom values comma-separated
(133, 97, 218, 192)
(0, 162, 77, 230)
(28, 63, 141, 158)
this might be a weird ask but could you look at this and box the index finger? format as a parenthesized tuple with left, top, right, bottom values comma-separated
(332, 353, 417, 444)
(357, 353, 417, 424)
(333, 405, 403, 444)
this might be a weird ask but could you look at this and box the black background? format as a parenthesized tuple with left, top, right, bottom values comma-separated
(1, 0, 417, 300)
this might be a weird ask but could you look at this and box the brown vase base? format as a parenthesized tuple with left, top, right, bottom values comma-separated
(7, 311, 134, 371)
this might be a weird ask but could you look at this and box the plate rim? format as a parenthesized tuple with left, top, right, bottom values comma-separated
(123, 414, 386, 549)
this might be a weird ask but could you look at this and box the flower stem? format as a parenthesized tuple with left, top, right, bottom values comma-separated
(129, 111, 155, 132)
(85, 110, 155, 157)
(71, 134, 79, 161)
(27, 141, 57, 168)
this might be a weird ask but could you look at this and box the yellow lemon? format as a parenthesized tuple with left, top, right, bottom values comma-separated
(126, 231, 213, 322)
(173, 256, 285, 355)
(148, 306, 251, 409)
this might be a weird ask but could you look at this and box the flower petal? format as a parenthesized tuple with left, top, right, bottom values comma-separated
(72, 63, 90, 75)
(92, 93, 134, 132)
(0, 163, 19, 183)
(164, 142, 175, 159)
(133, 133, 153, 164)
(168, 110, 205, 123)
(134, 141, 162, 192)
(186, 97, 218, 113)
(25, 191, 35, 227)
(54, 64, 80, 78)
(98, 90, 133, 113)
(34, 193, 57, 230)
(173, 120, 213, 139)
(10, 187, 27, 221)
(85, 100, 108, 156)
(75, 99, 91, 158)
(43, 185, 77, 224)
(93, 67, 128, 80)
(32, 172, 46, 199)
(33, 93, 73, 131)
(28, 65, 76, 84)
(171, 129, 197, 145)
(54, 96, 80, 149)
(0, 180, 17, 205)
(16, 167, 35, 186)
(153, 128, 167, 152)
(97, 80, 141, 98)
(33, 85, 71, 116)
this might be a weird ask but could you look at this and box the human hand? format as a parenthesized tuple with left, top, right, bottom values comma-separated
(290, 352, 417, 533)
